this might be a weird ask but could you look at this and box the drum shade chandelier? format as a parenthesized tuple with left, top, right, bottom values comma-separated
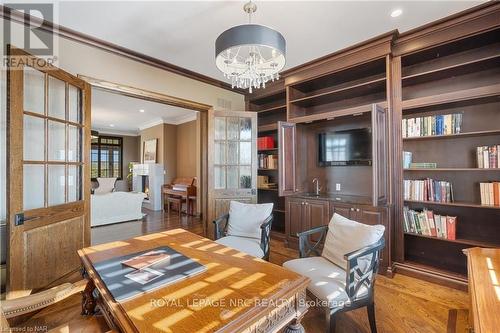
(215, 1, 286, 93)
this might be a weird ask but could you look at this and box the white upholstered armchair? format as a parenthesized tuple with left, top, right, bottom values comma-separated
(213, 201, 273, 260)
(283, 213, 385, 333)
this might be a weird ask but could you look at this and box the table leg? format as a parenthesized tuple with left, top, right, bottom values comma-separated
(81, 279, 97, 315)
(284, 318, 305, 333)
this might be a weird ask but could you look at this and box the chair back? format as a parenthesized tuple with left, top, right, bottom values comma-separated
(345, 237, 385, 300)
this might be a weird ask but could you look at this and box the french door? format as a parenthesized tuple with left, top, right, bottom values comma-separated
(207, 110, 257, 238)
(6, 47, 91, 298)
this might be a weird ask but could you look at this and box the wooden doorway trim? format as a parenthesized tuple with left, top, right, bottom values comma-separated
(78, 75, 211, 236)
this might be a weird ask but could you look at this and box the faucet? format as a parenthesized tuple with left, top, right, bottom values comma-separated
(312, 178, 321, 196)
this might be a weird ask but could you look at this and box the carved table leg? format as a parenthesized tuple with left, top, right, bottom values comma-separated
(81, 278, 97, 315)
(284, 318, 305, 333)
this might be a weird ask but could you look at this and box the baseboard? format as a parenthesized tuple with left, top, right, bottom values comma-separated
(394, 262, 468, 291)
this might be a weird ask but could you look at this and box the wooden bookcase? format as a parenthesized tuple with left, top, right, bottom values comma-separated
(247, 82, 287, 237)
(397, 27, 500, 287)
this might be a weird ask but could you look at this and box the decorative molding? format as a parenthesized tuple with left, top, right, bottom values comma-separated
(0, 5, 245, 95)
(92, 128, 140, 137)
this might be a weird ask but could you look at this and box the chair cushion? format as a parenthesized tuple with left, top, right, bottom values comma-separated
(283, 257, 368, 308)
(226, 201, 273, 240)
(322, 213, 385, 273)
(94, 177, 117, 194)
(216, 236, 264, 258)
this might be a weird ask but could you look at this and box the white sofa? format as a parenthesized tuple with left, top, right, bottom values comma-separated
(91, 192, 146, 227)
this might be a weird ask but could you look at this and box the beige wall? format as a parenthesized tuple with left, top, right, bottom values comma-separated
(140, 123, 164, 164)
(163, 124, 178, 184)
(139, 123, 179, 184)
(176, 120, 197, 178)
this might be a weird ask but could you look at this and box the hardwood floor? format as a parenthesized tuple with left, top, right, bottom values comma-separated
(13, 209, 469, 333)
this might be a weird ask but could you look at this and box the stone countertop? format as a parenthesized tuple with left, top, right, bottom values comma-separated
(291, 193, 373, 205)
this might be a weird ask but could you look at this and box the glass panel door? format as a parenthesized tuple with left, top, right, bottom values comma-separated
(213, 115, 255, 191)
(22, 68, 84, 210)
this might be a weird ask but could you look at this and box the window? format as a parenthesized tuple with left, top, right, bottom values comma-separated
(91, 136, 123, 179)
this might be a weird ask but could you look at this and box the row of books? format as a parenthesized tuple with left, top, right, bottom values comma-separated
(402, 113, 462, 138)
(479, 182, 500, 206)
(476, 145, 499, 168)
(258, 154, 278, 169)
(403, 179, 454, 203)
(403, 207, 457, 240)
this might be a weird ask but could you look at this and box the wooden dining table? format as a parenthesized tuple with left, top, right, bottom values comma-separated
(78, 229, 309, 333)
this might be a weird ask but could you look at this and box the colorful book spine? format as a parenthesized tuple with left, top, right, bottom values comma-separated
(476, 145, 500, 168)
(403, 206, 456, 240)
(479, 182, 500, 206)
(404, 178, 454, 202)
(402, 113, 463, 138)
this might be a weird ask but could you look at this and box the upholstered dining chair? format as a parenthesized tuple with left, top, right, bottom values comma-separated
(213, 201, 273, 260)
(283, 213, 385, 333)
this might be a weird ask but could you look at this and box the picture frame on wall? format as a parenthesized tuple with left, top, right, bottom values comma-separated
(143, 139, 157, 163)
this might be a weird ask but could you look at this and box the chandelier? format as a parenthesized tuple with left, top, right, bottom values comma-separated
(215, 1, 286, 93)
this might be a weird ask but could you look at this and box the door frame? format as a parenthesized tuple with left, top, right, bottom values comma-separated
(77, 75, 212, 236)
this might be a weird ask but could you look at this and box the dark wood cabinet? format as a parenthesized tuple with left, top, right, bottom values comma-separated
(285, 197, 329, 243)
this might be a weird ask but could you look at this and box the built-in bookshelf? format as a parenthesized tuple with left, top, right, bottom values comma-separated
(398, 27, 500, 285)
(247, 82, 287, 237)
(287, 58, 387, 122)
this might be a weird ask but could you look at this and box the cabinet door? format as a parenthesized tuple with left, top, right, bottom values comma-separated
(306, 200, 330, 242)
(331, 203, 352, 219)
(372, 104, 388, 206)
(286, 198, 303, 239)
(278, 121, 297, 196)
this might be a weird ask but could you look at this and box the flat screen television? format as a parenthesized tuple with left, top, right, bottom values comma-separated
(318, 128, 372, 166)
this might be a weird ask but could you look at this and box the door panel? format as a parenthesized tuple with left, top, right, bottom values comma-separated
(7, 47, 91, 298)
(372, 104, 388, 206)
(208, 110, 257, 238)
(286, 198, 303, 239)
(307, 200, 329, 242)
(278, 121, 296, 196)
(331, 203, 352, 219)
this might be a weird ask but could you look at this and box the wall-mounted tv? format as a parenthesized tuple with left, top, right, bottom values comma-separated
(318, 128, 372, 166)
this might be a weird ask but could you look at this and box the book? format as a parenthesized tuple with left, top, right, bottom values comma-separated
(403, 151, 413, 169)
(477, 145, 500, 168)
(425, 210, 437, 237)
(446, 216, 457, 240)
(409, 162, 437, 169)
(121, 249, 171, 270)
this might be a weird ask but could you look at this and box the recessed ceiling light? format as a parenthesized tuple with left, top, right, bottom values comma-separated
(139, 109, 145, 113)
(109, 124, 115, 127)
(391, 9, 402, 18)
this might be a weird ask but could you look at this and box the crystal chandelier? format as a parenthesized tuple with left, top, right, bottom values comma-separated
(215, 1, 286, 93)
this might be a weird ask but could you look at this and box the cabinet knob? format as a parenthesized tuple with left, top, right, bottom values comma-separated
(356, 208, 360, 212)
(350, 207, 355, 211)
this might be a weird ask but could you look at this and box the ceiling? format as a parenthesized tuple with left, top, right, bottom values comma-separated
(91, 88, 198, 135)
(55, 1, 483, 83)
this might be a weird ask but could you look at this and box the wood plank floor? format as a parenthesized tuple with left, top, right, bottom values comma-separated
(14, 209, 469, 333)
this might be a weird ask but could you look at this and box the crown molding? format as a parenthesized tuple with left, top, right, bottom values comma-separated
(0, 5, 245, 95)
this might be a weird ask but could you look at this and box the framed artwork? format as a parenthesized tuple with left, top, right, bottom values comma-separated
(143, 139, 157, 163)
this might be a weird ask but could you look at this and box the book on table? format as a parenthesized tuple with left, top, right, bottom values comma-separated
(93, 246, 206, 302)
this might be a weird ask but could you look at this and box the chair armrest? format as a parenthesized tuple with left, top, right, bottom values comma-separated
(344, 237, 385, 299)
(213, 213, 229, 240)
(297, 225, 328, 258)
(344, 237, 385, 262)
(260, 214, 273, 260)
